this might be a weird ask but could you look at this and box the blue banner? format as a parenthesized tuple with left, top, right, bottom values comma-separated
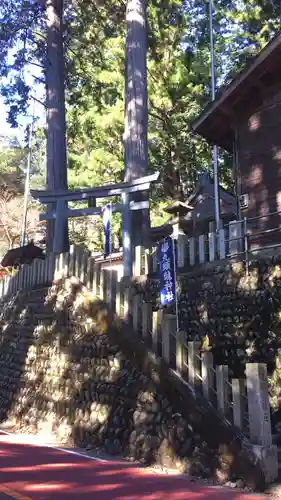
(158, 237, 176, 306)
(102, 204, 111, 257)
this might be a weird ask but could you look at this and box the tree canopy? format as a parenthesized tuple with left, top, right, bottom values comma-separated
(0, 0, 280, 251)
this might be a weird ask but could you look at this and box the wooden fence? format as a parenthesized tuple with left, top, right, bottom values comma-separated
(0, 245, 275, 458)
(130, 221, 244, 277)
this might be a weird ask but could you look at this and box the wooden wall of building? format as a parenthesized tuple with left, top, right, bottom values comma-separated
(237, 88, 281, 248)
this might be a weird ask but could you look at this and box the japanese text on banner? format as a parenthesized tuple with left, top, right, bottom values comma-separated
(159, 237, 176, 306)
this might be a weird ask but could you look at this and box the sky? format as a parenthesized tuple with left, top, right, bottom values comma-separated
(0, 91, 45, 147)
(0, 42, 45, 145)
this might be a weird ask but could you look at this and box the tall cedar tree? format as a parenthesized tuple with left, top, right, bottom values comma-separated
(124, 0, 149, 249)
(0, 0, 68, 252)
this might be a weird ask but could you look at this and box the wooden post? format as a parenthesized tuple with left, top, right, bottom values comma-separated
(198, 235, 206, 264)
(177, 234, 187, 268)
(32, 259, 38, 288)
(26, 264, 29, 289)
(162, 314, 170, 363)
(11, 273, 14, 295)
(23, 266, 27, 290)
(134, 245, 142, 276)
(37, 259, 42, 286)
(246, 363, 279, 484)
(208, 222, 216, 262)
(176, 330, 185, 374)
(144, 248, 150, 275)
(21, 264, 26, 290)
(229, 220, 242, 257)
(18, 266, 24, 291)
(100, 268, 107, 301)
(40, 260, 46, 285)
(53, 200, 67, 254)
(122, 191, 132, 278)
(152, 310, 160, 353)
(219, 228, 226, 259)
(232, 378, 246, 430)
(124, 286, 133, 324)
(80, 251, 88, 284)
(245, 363, 272, 446)
(216, 365, 229, 416)
(189, 237, 195, 266)
(43, 254, 49, 284)
(0, 278, 3, 298)
(32, 261, 36, 287)
(63, 251, 70, 278)
(142, 301, 152, 339)
(48, 252, 56, 284)
(92, 263, 99, 296)
(94, 263, 101, 297)
(107, 269, 116, 310)
(13, 269, 18, 294)
(27, 265, 31, 289)
(132, 293, 142, 332)
(115, 280, 121, 316)
(75, 247, 82, 281)
(202, 351, 214, 400)
(54, 253, 60, 280)
(69, 245, 75, 276)
(86, 258, 94, 291)
(188, 341, 201, 388)
(151, 249, 156, 274)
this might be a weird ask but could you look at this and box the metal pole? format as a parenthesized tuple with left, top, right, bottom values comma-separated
(20, 114, 34, 247)
(172, 237, 179, 334)
(122, 191, 132, 277)
(209, 0, 220, 233)
(109, 202, 113, 305)
(243, 216, 249, 276)
(20, 99, 36, 247)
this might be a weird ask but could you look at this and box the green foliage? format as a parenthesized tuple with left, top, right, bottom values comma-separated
(1, 0, 281, 251)
(0, 135, 26, 193)
(0, 0, 44, 126)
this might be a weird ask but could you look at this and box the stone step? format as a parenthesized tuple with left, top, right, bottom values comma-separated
(0, 321, 35, 330)
(26, 306, 55, 315)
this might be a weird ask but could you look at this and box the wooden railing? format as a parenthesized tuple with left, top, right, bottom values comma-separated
(0, 244, 276, 478)
(149, 221, 244, 274)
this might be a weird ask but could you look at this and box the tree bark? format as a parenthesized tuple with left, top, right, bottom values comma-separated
(45, 0, 69, 252)
(124, 0, 149, 250)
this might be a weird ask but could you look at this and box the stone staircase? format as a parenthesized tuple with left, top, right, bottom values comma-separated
(0, 280, 278, 489)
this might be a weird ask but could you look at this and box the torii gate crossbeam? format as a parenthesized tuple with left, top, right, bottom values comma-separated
(31, 172, 159, 277)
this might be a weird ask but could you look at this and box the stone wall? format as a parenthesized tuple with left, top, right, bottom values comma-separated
(178, 258, 281, 378)
(144, 257, 281, 378)
(0, 278, 265, 490)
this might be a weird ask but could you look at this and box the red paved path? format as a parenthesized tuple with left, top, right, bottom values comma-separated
(0, 432, 264, 500)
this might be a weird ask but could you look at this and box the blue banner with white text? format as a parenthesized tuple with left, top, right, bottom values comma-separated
(158, 237, 176, 306)
(102, 204, 111, 257)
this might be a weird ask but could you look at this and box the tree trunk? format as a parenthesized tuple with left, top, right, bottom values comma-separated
(124, 0, 150, 253)
(45, 0, 69, 253)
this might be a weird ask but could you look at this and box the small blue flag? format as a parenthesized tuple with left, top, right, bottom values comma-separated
(102, 204, 111, 257)
(158, 236, 176, 306)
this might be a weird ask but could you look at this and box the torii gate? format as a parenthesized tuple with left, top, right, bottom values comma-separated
(30, 172, 159, 277)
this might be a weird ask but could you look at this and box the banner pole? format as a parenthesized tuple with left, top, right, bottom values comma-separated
(172, 237, 179, 333)
(109, 202, 112, 306)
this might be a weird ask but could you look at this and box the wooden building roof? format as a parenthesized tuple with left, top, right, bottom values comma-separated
(191, 30, 281, 151)
(151, 174, 237, 240)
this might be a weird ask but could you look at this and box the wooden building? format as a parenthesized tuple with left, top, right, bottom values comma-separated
(192, 31, 281, 250)
(151, 173, 237, 243)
